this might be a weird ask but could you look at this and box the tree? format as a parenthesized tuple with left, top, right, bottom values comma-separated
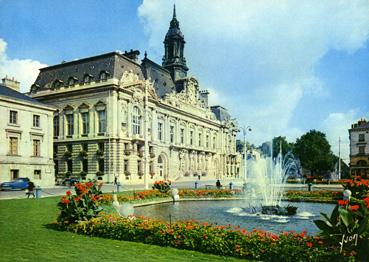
(331, 155, 350, 179)
(293, 130, 334, 177)
(236, 140, 252, 153)
(272, 136, 294, 158)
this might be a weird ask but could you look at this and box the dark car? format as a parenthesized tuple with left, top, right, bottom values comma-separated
(0, 177, 30, 190)
(62, 177, 81, 186)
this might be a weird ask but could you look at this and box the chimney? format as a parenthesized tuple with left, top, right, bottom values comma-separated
(2, 76, 20, 92)
(199, 90, 210, 108)
(123, 49, 140, 62)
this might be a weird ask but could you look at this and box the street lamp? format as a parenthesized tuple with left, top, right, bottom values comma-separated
(241, 126, 252, 184)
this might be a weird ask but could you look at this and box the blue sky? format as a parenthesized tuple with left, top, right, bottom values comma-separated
(1, 0, 369, 162)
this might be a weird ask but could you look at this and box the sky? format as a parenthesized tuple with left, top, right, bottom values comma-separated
(1, 0, 368, 162)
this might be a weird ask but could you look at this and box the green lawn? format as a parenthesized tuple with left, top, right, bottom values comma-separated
(0, 197, 244, 262)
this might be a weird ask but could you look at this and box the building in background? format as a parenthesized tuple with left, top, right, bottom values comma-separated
(29, 7, 240, 184)
(0, 76, 55, 186)
(349, 119, 369, 178)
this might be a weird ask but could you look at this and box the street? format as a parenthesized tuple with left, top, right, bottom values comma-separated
(0, 179, 343, 200)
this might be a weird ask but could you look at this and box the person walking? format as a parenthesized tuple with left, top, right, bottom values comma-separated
(216, 179, 222, 189)
(26, 181, 35, 198)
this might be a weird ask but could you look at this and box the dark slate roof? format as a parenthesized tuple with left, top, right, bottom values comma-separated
(210, 106, 231, 121)
(141, 57, 176, 98)
(0, 84, 51, 108)
(32, 52, 144, 91)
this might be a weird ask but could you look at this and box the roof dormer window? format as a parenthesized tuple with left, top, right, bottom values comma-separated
(52, 80, 63, 89)
(99, 71, 108, 82)
(83, 74, 92, 84)
(68, 77, 78, 87)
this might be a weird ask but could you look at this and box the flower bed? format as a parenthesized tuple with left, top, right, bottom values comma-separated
(285, 190, 342, 202)
(100, 189, 243, 204)
(68, 214, 339, 261)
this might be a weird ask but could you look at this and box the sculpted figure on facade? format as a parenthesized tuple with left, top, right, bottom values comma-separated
(120, 70, 140, 87)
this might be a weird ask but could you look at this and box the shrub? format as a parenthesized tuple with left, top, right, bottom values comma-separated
(69, 214, 339, 261)
(57, 181, 103, 226)
(314, 177, 369, 260)
(152, 180, 171, 193)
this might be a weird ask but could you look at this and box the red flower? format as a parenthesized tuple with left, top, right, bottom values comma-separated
(62, 199, 70, 204)
(338, 200, 349, 206)
(363, 198, 369, 208)
(66, 190, 71, 196)
(349, 205, 360, 212)
(74, 197, 80, 202)
(306, 242, 313, 248)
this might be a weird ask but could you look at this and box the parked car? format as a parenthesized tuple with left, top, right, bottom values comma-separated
(62, 177, 80, 186)
(0, 177, 30, 190)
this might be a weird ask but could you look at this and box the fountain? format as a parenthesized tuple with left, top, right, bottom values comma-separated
(245, 143, 301, 216)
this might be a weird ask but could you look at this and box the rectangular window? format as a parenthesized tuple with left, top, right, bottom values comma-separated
(33, 139, 40, 156)
(82, 159, 88, 172)
(198, 133, 202, 147)
(98, 110, 106, 133)
(137, 160, 142, 173)
(67, 159, 73, 173)
(206, 135, 209, 148)
(10, 169, 19, 180)
(158, 122, 163, 141)
(170, 126, 174, 143)
(53, 116, 59, 137)
(34, 170, 41, 180)
(81, 112, 89, 135)
(98, 159, 104, 172)
(9, 137, 18, 155)
(66, 114, 74, 136)
(213, 137, 216, 149)
(359, 134, 365, 142)
(190, 130, 194, 146)
(33, 115, 40, 127)
(124, 160, 129, 172)
(359, 146, 365, 155)
(9, 110, 18, 124)
(180, 128, 185, 144)
(98, 142, 104, 152)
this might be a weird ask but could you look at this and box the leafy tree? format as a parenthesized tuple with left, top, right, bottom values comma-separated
(236, 140, 252, 153)
(293, 130, 334, 177)
(272, 136, 294, 158)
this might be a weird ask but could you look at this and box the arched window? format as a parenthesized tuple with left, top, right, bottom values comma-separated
(132, 106, 141, 135)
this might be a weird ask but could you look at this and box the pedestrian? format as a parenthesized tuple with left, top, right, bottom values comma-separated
(216, 179, 222, 189)
(26, 181, 35, 198)
(114, 176, 117, 185)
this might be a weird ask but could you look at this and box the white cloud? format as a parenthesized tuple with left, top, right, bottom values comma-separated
(321, 110, 360, 163)
(0, 38, 47, 93)
(138, 0, 369, 145)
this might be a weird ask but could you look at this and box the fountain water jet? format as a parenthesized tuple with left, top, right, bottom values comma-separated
(245, 144, 301, 215)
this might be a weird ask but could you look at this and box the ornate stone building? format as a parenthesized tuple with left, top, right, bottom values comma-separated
(30, 7, 240, 184)
(349, 119, 369, 178)
(0, 77, 55, 186)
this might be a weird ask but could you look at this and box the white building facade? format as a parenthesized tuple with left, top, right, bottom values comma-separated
(29, 8, 241, 184)
(0, 77, 55, 187)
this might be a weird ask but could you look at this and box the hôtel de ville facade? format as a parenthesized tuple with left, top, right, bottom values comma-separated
(29, 7, 241, 185)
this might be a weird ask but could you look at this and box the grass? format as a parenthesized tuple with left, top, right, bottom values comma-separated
(0, 197, 244, 262)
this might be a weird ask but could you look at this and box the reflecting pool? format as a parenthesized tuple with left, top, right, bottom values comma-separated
(134, 200, 335, 234)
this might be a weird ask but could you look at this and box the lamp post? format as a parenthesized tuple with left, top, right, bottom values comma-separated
(242, 126, 252, 184)
(143, 81, 149, 189)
